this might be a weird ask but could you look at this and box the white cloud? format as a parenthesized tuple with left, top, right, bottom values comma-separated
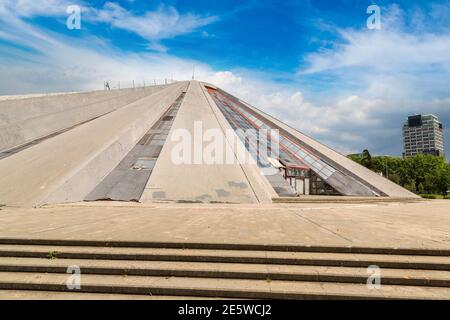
(201, 71, 388, 154)
(205, 71, 242, 87)
(0, 1, 218, 52)
(292, 4, 450, 155)
(0, 2, 448, 157)
(0, 0, 76, 17)
(86, 3, 218, 50)
(301, 5, 450, 101)
(0, 12, 213, 92)
(303, 29, 450, 74)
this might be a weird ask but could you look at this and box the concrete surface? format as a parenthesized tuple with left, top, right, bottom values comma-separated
(273, 196, 424, 203)
(1, 244, 448, 268)
(141, 81, 270, 204)
(0, 91, 79, 101)
(2, 257, 449, 286)
(0, 82, 187, 206)
(85, 92, 186, 202)
(0, 200, 449, 299)
(0, 85, 171, 152)
(0, 271, 448, 299)
(0, 200, 449, 250)
(0, 290, 210, 300)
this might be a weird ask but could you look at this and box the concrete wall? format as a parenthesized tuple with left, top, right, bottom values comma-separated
(0, 85, 171, 152)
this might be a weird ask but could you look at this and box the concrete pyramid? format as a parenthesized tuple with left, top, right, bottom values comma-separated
(0, 81, 418, 206)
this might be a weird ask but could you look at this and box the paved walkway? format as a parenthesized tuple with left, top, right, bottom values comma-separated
(0, 200, 449, 250)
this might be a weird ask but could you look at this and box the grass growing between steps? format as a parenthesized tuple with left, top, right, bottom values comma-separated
(47, 251, 59, 260)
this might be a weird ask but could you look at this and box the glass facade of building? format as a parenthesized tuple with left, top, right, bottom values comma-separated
(208, 88, 337, 182)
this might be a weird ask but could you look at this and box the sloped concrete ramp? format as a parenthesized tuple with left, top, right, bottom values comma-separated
(0, 82, 188, 206)
(0, 85, 172, 153)
(85, 92, 187, 202)
(140, 81, 274, 204)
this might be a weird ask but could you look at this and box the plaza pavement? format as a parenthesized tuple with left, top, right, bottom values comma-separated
(0, 200, 449, 250)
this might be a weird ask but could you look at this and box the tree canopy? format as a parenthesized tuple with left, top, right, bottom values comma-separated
(348, 152, 450, 196)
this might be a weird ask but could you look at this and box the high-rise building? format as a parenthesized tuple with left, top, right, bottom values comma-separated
(403, 114, 445, 158)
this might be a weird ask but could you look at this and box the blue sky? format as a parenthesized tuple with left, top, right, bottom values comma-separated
(0, 0, 449, 156)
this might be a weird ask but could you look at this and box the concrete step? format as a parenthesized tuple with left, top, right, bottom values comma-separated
(0, 272, 449, 299)
(1, 238, 448, 256)
(0, 244, 449, 270)
(1, 257, 450, 287)
(0, 290, 215, 300)
(273, 196, 424, 204)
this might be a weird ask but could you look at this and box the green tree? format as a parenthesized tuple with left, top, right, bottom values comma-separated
(422, 156, 442, 194)
(436, 163, 450, 196)
(406, 154, 442, 193)
(361, 149, 372, 169)
(388, 173, 401, 185)
(348, 151, 449, 195)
